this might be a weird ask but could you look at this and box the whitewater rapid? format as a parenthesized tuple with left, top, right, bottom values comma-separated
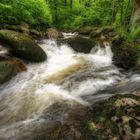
(0, 35, 140, 140)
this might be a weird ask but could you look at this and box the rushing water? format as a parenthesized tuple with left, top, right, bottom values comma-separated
(0, 34, 140, 140)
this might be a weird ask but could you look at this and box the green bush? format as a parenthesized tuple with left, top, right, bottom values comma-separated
(0, 0, 52, 27)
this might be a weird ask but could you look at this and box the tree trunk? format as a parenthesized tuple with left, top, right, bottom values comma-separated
(70, 0, 73, 9)
(64, 0, 67, 6)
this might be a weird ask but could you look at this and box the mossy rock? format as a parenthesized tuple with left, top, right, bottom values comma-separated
(45, 94, 140, 140)
(90, 26, 115, 38)
(0, 30, 47, 62)
(47, 28, 63, 39)
(79, 26, 94, 35)
(30, 29, 40, 37)
(66, 36, 96, 53)
(0, 61, 17, 84)
(112, 35, 139, 69)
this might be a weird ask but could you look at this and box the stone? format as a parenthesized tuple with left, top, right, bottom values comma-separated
(0, 30, 47, 62)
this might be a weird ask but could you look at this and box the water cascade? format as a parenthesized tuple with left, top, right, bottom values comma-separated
(0, 34, 140, 140)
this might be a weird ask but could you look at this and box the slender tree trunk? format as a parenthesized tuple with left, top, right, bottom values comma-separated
(112, 0, 116, 24)
(64, 0, 67, 6)
(53, 0, 58, 23)
(70, 0, 73, 9)
(119, 0, 124, 29)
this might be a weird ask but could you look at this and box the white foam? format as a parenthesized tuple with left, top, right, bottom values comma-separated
(0, 38, 122, 139)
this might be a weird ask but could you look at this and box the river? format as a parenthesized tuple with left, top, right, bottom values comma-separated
(0, 33, 140, 140)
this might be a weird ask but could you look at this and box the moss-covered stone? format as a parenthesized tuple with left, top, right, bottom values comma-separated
(66, 36, 96, 53)
(30, 29, 40, 37)
(44, 94, 140, 140)
(112, 36, 139, 69)
(79, 26, 94, 35)
(0, 30, 47, 62)
(0, 61, 17, 84)
(90, 26, 115, 38)
(47, 28, 63, 39)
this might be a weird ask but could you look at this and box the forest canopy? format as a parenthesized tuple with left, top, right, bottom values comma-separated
(0, 0, 135, 30)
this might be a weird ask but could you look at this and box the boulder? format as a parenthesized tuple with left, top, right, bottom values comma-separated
(90, 26, 115, 38)
(0, 30, 47, 62)
(47, 28, 63, 39)
(66, 36, 96, 53)
(112, 37, 139, 69)
(3, 23, 29, 34)
(0, 61, 17, 84)
(79, 26, 94, 35)
(46, 94, 140, 140)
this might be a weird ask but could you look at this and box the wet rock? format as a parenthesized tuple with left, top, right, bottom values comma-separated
(0, 61, 17, 84)
(66, 36, 96, 53)
(20, 22, 30, 34)
(2, 22, 30, 34)
(47, 28, 63, 39)
(112, 39, 139, 69)
(90, 26, 115, 38)
(30, 29, 40, 37)
(0, 30, 47, 62)
(46, 94, 140, 140)
(79, 26, 94, 35)
(112, 34, 126, 46)
(8, 57, 27, 73)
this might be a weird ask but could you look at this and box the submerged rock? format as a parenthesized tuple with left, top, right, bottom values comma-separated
(66, 36, 96, 53)
(0, 30, 47, 62)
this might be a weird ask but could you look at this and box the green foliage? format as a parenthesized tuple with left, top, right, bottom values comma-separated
(114, 0, 133, 30)
(129, 27, 140, 40)
(0, 0, 135, 31)
(48, 0, 113, 29)
(0, 0, 52, 27)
